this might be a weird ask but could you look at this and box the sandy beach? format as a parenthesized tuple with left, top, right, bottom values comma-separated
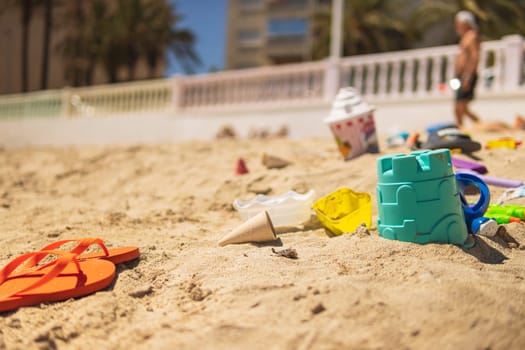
(1, 130, 525, 349)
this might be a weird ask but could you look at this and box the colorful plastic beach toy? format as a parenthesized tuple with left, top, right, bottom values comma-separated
(484, 204, 525, 224)
(324, 87, 379, 160)
(456, 172, 495, 236)
(485, 138, 522, 150)
(233, 190, 315, 227)
(455, 168, 524, 188)
(218, 211, 277, 246)
(421, 125, 481, 153)
(483, 214, 521, 224)
(497, 185, 525, 204)
(377, 149, 470, 245)
(486, 204, 525, 220)
(312, 188, 372, 236)
(235, 158, 249, 175)
(451, 156, 488, 174)
(385, 131, 409, 148)
(426, 122, 454, 134)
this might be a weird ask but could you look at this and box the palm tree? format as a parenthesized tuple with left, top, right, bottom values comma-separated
(114, 0, 143, 80)
(58, 0, 125, 84)
(21, 0, 32, 92)
(2, 0, 54, 91)
(312, 0, 414, 59)
(56, 0, 90, 85)
(40, 0, 53, 90)
(57, 0, 200, 85)
(414, 0, 525, 44)
(114, 0, 200, 79)
(141, 0, 200, 77)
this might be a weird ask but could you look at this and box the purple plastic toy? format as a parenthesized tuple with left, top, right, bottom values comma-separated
(451, 157, 487, 174)
(455, 168, 524, 188)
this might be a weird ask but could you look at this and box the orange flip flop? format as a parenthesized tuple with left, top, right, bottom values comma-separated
(0, 250, 115, 313)
(26, 238, 139, 268)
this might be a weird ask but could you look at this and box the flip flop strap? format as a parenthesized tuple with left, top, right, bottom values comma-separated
(0, 250, 81, 299)
(25, 238, 110, 268)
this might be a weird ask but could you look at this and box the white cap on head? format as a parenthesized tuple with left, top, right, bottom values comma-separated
(455, 10, 478, 30)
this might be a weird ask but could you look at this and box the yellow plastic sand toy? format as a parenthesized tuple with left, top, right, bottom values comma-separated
(313, 188, 372, 236)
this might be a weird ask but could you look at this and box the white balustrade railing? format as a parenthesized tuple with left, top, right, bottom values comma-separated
(0, 35, 523, 119)
(65, 79, 173, 117)
(179, 61, 326, 109)
(0, 90, 63, 118)
(338, 36, 521, 99)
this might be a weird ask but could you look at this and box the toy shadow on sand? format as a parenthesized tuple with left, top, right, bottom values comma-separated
(251, 237, 284, 247)
(274, 215, 324, 235)
(462, 236, 508, 264)
(488, 226, 521, 249)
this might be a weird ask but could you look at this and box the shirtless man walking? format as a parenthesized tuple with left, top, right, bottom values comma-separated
(454, 11, 481, 127)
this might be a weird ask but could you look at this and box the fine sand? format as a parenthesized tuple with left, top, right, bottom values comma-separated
(0, 130, 524, 349)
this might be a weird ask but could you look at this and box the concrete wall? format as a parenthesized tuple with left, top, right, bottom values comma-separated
(0, 93, 523, 148)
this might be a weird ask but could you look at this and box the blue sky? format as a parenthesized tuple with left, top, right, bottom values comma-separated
(167, 0, 227, 76)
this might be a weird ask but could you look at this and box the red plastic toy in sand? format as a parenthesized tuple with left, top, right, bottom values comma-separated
(235, 158, 249, 175)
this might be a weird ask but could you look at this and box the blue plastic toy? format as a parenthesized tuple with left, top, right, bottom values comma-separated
(377, 149, 469, 245)
(456, 172, 497, 236)
(456, 172, 490, 230)
(426, 122, 454, 134)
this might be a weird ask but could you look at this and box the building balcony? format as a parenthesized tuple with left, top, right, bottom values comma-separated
(239, 0, 265, 12)
(266, 34, 308, 56)
(268, 0, 309, 12)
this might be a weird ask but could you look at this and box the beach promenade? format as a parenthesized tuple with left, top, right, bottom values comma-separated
(1, 35, 524, 147)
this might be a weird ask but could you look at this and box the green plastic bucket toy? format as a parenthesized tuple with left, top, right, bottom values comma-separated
(376, 149, 469, 245)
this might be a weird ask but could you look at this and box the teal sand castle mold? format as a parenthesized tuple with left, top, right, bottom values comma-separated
(376, 149, 469, 245)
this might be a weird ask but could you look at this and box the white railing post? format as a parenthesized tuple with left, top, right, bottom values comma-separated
(417, 57, 427, 95)
(354, 65, 363, 94)
(403, 59, 414, 97)
(365, 63, 374, 96)
(171, 75, 183, 111)
(478, 48, 487, 93)
(61, 87, 72, 117)
(446, 54, 455, 83)
(391, 61, 400, 96)
(502, 35, 524, 91)
(377, 61, 387, 97)
(495, 48, 506, 90)
(431, 56, 441, 95)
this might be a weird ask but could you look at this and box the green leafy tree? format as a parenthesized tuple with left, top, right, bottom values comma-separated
(57, 0, 114, 84)
(21, 0, 32, 92)
(1, 0, 36, 92)
(58, 0, 200, 85)
(133, 0, 200, 77)
(1, 0, 56, 91)
(114, 0, 144, 80)
(414, 0, 525, 44)
(312, 0, 414, 59)
(41, 0, 53, 89)
(113, 0, 200, 79)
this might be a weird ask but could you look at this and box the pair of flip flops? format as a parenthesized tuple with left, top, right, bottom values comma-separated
(0, 238, 139, 313)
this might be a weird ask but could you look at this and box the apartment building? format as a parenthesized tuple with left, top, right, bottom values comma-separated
(0, 5, 164, 95)
(226, 0, 330, 69)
